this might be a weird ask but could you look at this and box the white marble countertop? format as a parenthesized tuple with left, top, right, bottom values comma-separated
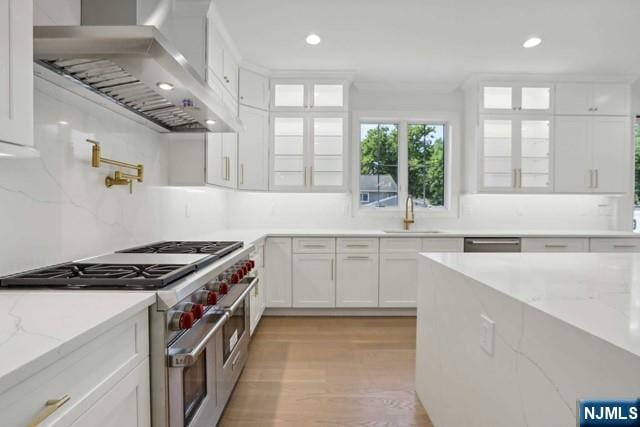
(422, 252, 640, 358)
(176, 228, 640, 244)
(0, 291, 155, 394)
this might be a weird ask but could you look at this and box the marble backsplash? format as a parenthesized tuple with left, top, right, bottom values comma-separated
(0, 78, 228, 276)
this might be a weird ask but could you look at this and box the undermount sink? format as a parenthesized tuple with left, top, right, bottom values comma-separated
(382, 230, 443, 234)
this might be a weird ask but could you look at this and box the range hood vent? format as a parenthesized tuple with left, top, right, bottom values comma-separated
(34, 26, 242, 133)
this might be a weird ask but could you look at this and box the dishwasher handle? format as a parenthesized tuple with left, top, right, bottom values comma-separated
(465, 239, 521, 245)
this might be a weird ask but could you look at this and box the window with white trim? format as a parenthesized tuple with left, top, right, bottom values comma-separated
(358, 118, 451, 210)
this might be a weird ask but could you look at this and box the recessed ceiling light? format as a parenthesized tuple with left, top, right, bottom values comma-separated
(523, 37, 542, 48)
(156, 82, 175, 91)
(205, 119, 216, 125)
(305, 33, 321, 45)
(58, 120, 69, 125)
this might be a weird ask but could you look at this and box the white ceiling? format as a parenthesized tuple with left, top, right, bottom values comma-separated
(215, 0, 640, 90)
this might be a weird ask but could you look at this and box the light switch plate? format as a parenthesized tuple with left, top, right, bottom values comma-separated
(480, 314, 495, 356)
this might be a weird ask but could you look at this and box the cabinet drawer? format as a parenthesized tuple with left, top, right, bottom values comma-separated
(293, 237, 336, 253)
(421, 238, 463, 252)
(380, 238, 421, 253)
(337, 238, 379, 253)
(0, 310, 149, 427)
(590, 238, 640, 253)
(522, 238, 589, 252)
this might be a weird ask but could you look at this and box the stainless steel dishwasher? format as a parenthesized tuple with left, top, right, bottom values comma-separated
(464, 237, 522, 252)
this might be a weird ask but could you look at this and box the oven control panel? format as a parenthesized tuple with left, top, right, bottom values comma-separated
(166, 255, 257, 337)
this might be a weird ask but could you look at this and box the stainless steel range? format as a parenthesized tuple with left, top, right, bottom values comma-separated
(0, 240, 257, 427)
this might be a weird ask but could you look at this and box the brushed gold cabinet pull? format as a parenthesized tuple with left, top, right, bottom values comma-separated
(594, 169, 599, 189)
(512, 169, 517, 188)
(240, 164, 244, 185)
(28, 395, 71, 427)
(304, 167, 308, 187)
(310, 166, 313, 186)
(330, 258, 334, 280)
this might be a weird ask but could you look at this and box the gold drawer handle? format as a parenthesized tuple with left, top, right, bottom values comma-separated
(28, 395, 71, 427)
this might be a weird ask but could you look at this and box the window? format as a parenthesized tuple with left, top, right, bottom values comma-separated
(359, 123, 399, 207)
(358, 117, 453, 211)
(408, 124, 446, 207)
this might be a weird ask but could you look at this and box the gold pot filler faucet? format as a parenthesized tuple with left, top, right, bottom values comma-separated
(87, 139, 144, 194)
(403, 195, 415, 230)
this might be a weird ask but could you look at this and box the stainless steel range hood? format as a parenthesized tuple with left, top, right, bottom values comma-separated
(34, 9, 242, 133)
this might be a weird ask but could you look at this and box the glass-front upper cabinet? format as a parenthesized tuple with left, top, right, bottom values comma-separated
(481, 83, 553, 113)
(270, 113, 347, 192)
(271, 80, 348, 111)
(480, 116, 552, 193)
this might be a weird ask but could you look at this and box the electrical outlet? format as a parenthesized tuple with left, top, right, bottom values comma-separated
(185, 203, 191, 218)
(480, 314, 495, 356)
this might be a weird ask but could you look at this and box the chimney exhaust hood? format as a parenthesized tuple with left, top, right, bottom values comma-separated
(33, 1, 242, 133)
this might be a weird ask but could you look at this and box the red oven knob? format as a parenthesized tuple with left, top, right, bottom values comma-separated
(245, 261, 253, 271)
(191, 303, 205, 319)
(170, 311, 194, 331)
(249, 260, 255, 269)
(218, 282, 229, 294)
(205, 291, 218, 305)
(230, 272, 240, 284)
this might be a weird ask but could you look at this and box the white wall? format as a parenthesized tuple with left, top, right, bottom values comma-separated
(0, 78, 228, 276)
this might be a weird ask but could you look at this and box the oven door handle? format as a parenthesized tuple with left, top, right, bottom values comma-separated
(169, 312, 228, 368)
(228, 277, 259, 314)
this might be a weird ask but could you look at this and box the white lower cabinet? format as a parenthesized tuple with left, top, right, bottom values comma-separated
(1, 310, 149, 427)
(250, 242, 266, 334)
(292, 253, 335, 307)
(522, 238, 589, 252)
(590, 238, 640, 253)
(336, 253, 379, 307)
(265, 238, 293, 307)
(379, 252, 419, 308)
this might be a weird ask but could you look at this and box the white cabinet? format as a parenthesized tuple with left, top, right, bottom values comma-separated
(271, 80, 348, 111)
(522, 238, 589, 252)
(239, 69, 269, 110)
(293, 237, 336, 253)
(292, 253, 335, 307)
(481, 83, 552, 114)
(70, 359, 150, 427)
(206, 12, 239, 115)
(250, 242, 266, 334)
(480, 116, 552, 192)
(0, 0, 35, 156)
(555, 83, 629, 116)
(590, 238, 640, 253)
(421, 238, 464, 252)
(379, 252, 419, 308)
(270, 113, 347, 192)
(337, 237, 379, 253)
(0, 310, 149, 426)
(336, 253, 379, 308)
(554, 116, 629, 193)
(265, 238, 292, 307)
(238, 105, 269, 191)
(206, 133, 238, 189)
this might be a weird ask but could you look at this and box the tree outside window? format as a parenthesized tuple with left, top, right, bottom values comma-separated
(408, 124, 445, 207)
(360, 123, 399, 207)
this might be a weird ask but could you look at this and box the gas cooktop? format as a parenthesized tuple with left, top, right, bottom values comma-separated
(0, 262, 196, 289)
(0, 240, 244, 290)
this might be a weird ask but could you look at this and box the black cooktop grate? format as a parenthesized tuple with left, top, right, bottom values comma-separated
(0, 262, 196, 289)
(117, 241, 243, 266)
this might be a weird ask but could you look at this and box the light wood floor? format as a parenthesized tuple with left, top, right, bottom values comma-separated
(219, 316, 433, 427)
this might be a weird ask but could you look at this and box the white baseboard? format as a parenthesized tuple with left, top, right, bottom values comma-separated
(263, 308, 417, 317)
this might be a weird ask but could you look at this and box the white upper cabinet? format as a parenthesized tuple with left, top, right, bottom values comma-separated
(480, 116, 552, 192)
(206, 133, 237, 189)
(481, 83, 552, 114)
(271, 80, 348, 111)
(555, 83, 629, 115)
(239, 69, 269, 110)
(0, 0, 36, 156)
(206, 10, 239, 109)
(554, 116, 628, 193)
(270, 113, 347, 192)
(238, 105, 269, 191)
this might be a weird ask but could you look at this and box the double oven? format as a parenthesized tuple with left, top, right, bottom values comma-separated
(161, 264, 258, 426)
